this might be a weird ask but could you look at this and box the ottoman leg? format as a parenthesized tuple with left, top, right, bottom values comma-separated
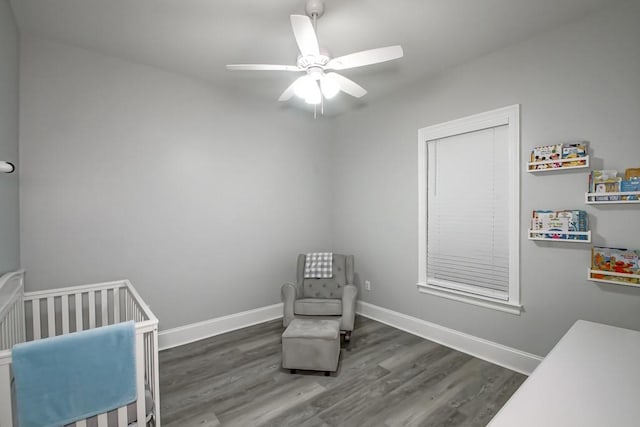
(290, 369, 297, 374)
(325, 371, 330, 377)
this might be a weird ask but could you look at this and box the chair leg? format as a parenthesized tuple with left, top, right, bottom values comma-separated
(344, 331, 351, 342)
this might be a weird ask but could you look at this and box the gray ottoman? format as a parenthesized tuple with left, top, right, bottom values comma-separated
(282, 319, 340, 375)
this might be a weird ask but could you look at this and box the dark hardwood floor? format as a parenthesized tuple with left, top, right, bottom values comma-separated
(159, 316, 526, 426)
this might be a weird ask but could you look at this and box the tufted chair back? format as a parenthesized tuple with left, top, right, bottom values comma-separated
(297, 254, 354, 299)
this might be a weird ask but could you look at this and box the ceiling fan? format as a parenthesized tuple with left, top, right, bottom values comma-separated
(226, 0, 403, 110)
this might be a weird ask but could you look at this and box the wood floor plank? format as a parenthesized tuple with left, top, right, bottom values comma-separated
(164, 409, 222, 427)
(316, 350, 474, 426)
(218, 381, 327, 426)
(378, 339, 440, 371)
(159, 316, 526, 427)
(381, 358, 491, 427)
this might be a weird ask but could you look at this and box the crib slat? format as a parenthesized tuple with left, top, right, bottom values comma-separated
(15, 304, 20, 344)
(101, 289, 108, 326)
(3, 307, 8, 348)
(61, 294, 70, 334)
(1, 322, 6, 349)
(3, 322, 8, 349)
(47, 297, 55, 337)
(14, 304, 20, 345)
(152, 328, 160, 425)
(32, 299, 41, 339)
(10, 305, 16, 346)
(114, 287, 120, 323)
(88, 291, 96, 329)
(97, 412, 108, 427)
(75, 292, 83, 332)
(76, 419, 87, 427)
(135, 333, 146, 426)
(124, 291, 130, 321)
(18, 294, 25, 342)
(143, 333, 148, 396)
(6, 306, 13, 348)
(117, 406, 128, 426)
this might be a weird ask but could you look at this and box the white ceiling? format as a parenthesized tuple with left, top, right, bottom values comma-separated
(10, 0, 619, 113)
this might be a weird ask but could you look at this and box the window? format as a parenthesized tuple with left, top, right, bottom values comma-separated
(417, 105, 521, 314)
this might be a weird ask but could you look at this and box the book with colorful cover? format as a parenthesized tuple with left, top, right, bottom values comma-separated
(591, 246, 640, 284)
(530, 144, 562, 169)
(561, 142, 588, 167)
(531, 210, 588, 240)
(529, 142, 587, 170)
(621, 178, 640, 200)
(589, 170, 621, 200)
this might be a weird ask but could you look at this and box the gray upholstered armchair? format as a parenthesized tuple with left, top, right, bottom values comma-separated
(281, 254, 357, 341)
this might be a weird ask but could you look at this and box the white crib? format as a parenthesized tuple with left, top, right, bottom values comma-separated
(0, 270, 160, 427)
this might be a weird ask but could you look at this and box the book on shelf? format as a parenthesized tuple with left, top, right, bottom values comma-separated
(530, 209, 588, 240)
(588, 168, 640, 201)
(591, 247, 640, 284)
(589, 170, 621, 200)
(529, 142, 587, 170)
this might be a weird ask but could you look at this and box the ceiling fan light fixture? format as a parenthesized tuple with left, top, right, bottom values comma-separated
(304, 82, 322, 104)
(293, 75, 315, 99)
(320, 76, 340, 99)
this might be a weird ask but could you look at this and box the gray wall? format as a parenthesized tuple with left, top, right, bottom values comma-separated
(331, 1, 640, 356)
(0, 0, 19, 275)
(19, 37, 333, 330)
(17, 1, 640, 355)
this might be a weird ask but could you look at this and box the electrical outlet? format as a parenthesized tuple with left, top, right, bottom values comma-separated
(364, 280, 371, 291)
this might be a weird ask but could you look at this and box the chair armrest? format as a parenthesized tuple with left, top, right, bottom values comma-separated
(281, 282, 298, 327)
(340, 284, 358, 332)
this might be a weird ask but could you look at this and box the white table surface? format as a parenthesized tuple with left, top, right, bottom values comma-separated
(489, 320, 640, 427)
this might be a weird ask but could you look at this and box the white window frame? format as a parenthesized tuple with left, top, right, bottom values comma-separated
(417, 105, 522, 315)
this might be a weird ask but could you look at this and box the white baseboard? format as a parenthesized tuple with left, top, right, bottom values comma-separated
(158, 300, 542, 375)
(356, 301, 542, 375)
(158, 303, 283, 351)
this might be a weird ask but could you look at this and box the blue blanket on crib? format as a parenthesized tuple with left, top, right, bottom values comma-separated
(12, 321, 137, 427)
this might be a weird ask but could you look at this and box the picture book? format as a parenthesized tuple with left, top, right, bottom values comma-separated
(530, 144, 562, 169)
(530, 210, 588, 240)
(625, 168, 640, 180)
(590, 170, 621, 200)
(529, 142, 588, 170)
(561, 142, 587, 167)
(591, 247, 640, 284)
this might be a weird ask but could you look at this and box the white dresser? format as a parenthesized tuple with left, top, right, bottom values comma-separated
(489, 320, 640, 427)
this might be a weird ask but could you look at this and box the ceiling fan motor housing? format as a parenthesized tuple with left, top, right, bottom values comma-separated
(297, 50, 330, 69)
(305, 0, 324, 18)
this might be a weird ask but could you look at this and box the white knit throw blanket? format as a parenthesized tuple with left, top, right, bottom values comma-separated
(304, 252, 333, 278)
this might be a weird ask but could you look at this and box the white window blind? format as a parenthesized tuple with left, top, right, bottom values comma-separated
(427, 125, 509, 300)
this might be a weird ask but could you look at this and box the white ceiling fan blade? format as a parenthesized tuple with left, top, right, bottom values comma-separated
(290, 15, 319, 56)
(325, 73, 367, 98)
(226, 64, 301, 72)
(326, 45, 404, 70)
(278, 76, 306, 101)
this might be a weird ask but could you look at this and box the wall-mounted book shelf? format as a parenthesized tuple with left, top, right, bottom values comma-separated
(584, 191, 640, 204)
(527, 156, 589, 173)
(528, 230, 591, 242)
(587, 269, 640, 287)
